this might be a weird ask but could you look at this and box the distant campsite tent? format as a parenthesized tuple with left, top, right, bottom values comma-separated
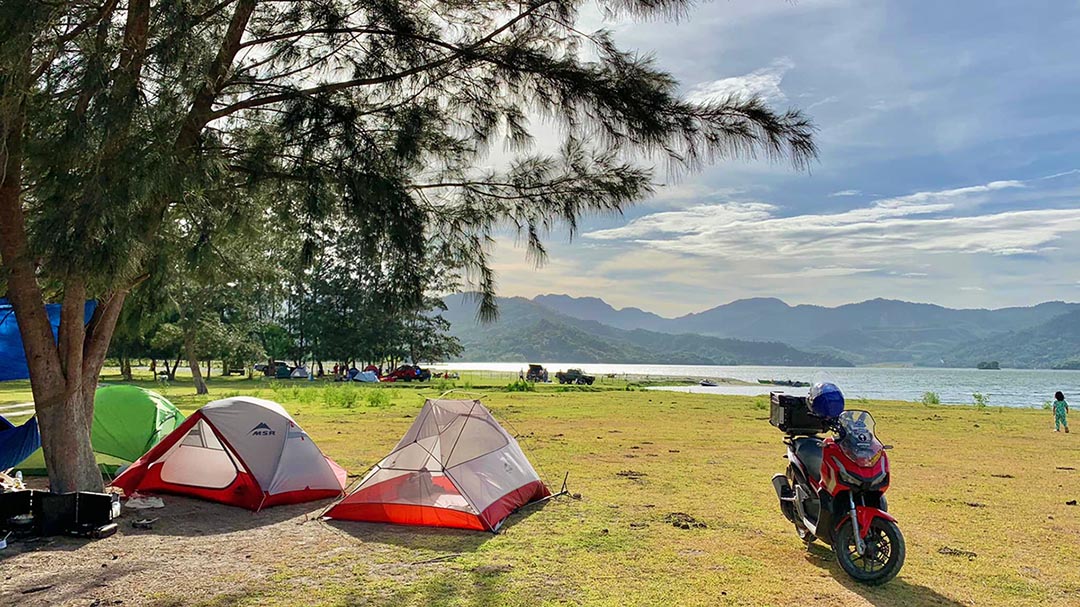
(0, 298, 96, 382)
(324, 398, 550, 531)
(112, 397, 346, 510)
(290, 365, 309, 379)
(0, 415, 41, 471)
(354, 370, 379, 383)
(21, 384, 185, 475)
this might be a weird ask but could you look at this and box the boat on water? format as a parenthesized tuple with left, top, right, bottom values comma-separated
(700, 379, 718, 387)
(758, 379, 810, 388)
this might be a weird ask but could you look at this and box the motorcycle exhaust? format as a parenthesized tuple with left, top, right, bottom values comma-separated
(772, 474, 797, 523)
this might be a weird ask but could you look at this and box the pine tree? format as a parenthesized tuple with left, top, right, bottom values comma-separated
(1, 1, 816, 492)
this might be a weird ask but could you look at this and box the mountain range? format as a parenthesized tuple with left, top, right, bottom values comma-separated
(441, 295, 853, 367)
(443, 293, 1080, 368)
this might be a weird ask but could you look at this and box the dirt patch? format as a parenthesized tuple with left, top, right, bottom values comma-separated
(939, 546, 978, 559)
(616, 470, 647, 480)
(663, 512, 707, 530)
(990, 473, 1014, 479)
(473, 564, 513, 575)
(966, 502, 987, 508)
(0, 493, 334, 606)
(1056, 466, 1076, 471)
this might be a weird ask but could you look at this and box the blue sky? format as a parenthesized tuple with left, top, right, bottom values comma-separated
(488, 0, 1080, 316)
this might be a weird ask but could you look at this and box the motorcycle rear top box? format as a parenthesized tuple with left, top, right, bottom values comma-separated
(769, 391, 829, 435)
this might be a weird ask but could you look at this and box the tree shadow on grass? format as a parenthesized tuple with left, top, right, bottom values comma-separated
(146, 567, 529, 607)
(344, 567, 522, 607)
(0, 562, 148, 607)
(804, 543, 966, 607)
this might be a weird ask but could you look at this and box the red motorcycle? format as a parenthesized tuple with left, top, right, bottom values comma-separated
(770, 385, 905, 585)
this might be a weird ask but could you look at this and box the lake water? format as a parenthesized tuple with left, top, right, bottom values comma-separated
(429, 362, 1080, 408)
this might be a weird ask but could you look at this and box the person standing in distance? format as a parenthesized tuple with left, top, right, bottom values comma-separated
(1053, 391, 1069, 433)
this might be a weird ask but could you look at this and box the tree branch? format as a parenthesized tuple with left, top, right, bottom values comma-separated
(210, 1, 556, 120)
(31, 0, 121, 81)
(175, 0, 257, 152)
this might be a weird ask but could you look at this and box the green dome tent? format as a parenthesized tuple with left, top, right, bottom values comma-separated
(20, 385, 185, 476)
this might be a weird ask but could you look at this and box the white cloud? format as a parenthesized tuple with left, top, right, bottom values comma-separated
(829, 189, 862, 197)
(643, 183, 749, 207)
(583, 174, 1078, 264)
(760, 266, 879, 279)
(687, 57, 795, 104)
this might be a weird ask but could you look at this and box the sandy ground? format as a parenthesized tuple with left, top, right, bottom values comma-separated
(1, 491, 340, 606)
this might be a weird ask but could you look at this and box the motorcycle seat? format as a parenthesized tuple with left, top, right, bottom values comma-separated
(793, 437, 824, 483)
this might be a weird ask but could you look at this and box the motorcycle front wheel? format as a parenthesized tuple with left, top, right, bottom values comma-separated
(833, 518, 905, 585)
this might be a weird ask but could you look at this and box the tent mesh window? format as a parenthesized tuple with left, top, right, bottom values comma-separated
(157, 419, 244, 489)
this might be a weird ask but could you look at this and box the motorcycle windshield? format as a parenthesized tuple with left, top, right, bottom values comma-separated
(837, 410, 883, 466)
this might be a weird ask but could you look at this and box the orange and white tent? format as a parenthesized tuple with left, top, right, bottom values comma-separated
(324, 398, 549, 531)
(112, 397, 346, 510)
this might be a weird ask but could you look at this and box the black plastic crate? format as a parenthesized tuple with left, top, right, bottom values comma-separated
(33, 492, 77, 536)
(22, 491, 119, 537)
(0, 489, 35, 522)
(75, 492, 119, 527)
(769, 392, 828, 435)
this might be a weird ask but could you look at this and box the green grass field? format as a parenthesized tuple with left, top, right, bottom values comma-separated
(2, 372, 1079, 606)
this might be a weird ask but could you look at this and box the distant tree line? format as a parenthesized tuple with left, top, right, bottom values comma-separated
(106, 215, 463, 391)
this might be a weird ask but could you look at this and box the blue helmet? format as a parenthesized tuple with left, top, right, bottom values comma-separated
(809, 382, 845, 418)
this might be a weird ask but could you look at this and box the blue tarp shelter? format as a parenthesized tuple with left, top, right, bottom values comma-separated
(0, 298, 97, 382)
(0, 414, 41, 470)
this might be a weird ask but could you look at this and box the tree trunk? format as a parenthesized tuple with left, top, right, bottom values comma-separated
(36, 389, 102, 492)
(0, 46, 100, 493)
(206, 358, 211, 378)
(185, 333, 208, 394)
(166, 356, 180, 381)
(121, 356, 133, 380)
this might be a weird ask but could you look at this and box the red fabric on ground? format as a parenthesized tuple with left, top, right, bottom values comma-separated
(325, 502, 486, 530)
(326, 478, 551, 532)
(479, 480, 551, 531)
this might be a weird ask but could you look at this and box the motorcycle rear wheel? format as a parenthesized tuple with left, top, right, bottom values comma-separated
(833, 518, 905, 585)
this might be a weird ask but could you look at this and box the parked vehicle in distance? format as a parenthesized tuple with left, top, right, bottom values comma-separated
(556, 368, 595, 385)
(382, 365, 432, 382)
(700, 379, 718, 387)
(257, 361, 293, 378)
(526, 364, 549, 382)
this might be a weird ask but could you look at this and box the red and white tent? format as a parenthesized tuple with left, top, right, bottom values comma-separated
(325, 398, 549, 531)
(112, 396, 346, 510)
